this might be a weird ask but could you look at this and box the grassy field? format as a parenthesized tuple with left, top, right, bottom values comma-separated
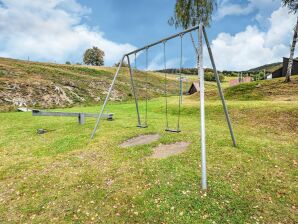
(0, 92, 297, 223)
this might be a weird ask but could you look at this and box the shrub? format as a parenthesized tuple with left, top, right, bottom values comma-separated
(114, 61, 129, 67)
(204, 72, 225, 82)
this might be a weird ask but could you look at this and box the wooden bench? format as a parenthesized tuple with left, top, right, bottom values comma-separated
(32, 110, 113, 125)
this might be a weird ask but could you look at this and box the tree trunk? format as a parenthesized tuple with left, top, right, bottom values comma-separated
(285, 16, 298, 82)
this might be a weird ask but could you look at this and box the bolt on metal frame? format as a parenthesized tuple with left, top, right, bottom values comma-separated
(90, 24, 237, 190)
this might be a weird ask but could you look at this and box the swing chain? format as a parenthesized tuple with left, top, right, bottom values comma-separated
(144, 47, 149, 126)
(163, 41, 169, 129)
(177, 33, 183, 131)
(163, 35, 184, 133)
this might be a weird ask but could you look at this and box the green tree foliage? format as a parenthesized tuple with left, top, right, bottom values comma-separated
(65, 61, 71, 65)
(156, 68, 224, 82)
(156, 67, 213, 75)
(204, 72, 224, 82)
(282, 0, 298, 13)
(83, 46, 105, 66)
(114, 61, 129, 67)
(169, 0, 217, 79)
(169, 0, 217, 28)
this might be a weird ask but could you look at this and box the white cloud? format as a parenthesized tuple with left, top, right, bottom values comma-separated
(147, 53, 184, 71)
(215, 0, 280, 22)
(0, 0, 136, 65)
(215, 1, 254, 20)
(208, 6, 297, 70)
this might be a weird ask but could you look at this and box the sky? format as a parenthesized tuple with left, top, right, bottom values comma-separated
(0, 0, 296, 71)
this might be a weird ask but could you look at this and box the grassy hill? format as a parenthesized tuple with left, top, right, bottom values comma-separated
(187, 75, 298, 101)
(1, 57, 297, 113)
(246, 61, 282, 73)
(224, 76, 298, 101)
(0, 57, 188, 112)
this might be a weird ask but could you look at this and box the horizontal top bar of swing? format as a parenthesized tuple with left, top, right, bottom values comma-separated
(125, 25, 200, 56)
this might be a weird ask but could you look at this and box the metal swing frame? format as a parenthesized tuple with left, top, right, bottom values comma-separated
(90, 24, 237, 190)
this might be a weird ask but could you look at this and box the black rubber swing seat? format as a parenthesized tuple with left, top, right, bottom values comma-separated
(137, 124, 148, 128)
(165, 128, 181, 133)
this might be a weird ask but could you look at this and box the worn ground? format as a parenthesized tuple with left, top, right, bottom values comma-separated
(150, 142, 190, 159)
(0, 90, 297, 223)
(120, 134, 161, 148)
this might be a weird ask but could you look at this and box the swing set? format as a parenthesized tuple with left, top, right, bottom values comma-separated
(130, 35, 184, 132)
(90, 24, 236, 190)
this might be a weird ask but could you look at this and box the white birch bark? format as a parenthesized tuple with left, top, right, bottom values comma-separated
(285, 16, 298, 82)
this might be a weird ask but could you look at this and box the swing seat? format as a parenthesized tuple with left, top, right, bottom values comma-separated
(137, 124, 148, 128)
(165, 128, 181, 133)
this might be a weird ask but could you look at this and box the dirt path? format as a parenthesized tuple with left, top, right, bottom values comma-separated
(120, 134, 160, 148)
(150, 142, 190, 159)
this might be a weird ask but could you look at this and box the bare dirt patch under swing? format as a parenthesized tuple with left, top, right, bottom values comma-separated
(120, 134, 161, 148)
(150, 142, 190, 159)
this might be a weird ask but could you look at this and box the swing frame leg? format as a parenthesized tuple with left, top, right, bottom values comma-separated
(127, 55, 142, 127)
(90, 56, 125, 139)
(198, 24, 207, 190)
(203, 26, 237, 147)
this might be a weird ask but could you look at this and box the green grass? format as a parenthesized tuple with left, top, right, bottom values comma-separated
(0, 96, 297, 223)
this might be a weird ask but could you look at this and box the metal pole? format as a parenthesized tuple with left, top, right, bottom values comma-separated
(127, 55, 141, 126)
(180, 77, 183, 104)
(90, 55, 125, 139)
(125, 25, 200, 56)
(180, 35, 183, 105)
(198, 23, 207, 190)
(203, 26, 237, 147)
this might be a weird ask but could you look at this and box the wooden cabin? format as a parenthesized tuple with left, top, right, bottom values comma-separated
(272, 57, 298, 78)
(187, 82, 199, 95)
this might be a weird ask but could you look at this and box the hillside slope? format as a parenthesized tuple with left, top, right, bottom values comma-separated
(246, 61, 282, 73)
(0, 57, 185, 111)
(187, 76, 298, 101)
(224, 76, 298, 101)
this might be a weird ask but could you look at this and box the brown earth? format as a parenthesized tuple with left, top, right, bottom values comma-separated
(150, 142, 190, 159)
(119, 134, 161, 148)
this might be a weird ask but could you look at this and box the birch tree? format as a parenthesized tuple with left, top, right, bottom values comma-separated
(169, 0, 216, 60)
(282, 0, 298, 82)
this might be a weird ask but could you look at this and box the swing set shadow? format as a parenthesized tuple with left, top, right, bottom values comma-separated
(89, 24, 237, 190)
